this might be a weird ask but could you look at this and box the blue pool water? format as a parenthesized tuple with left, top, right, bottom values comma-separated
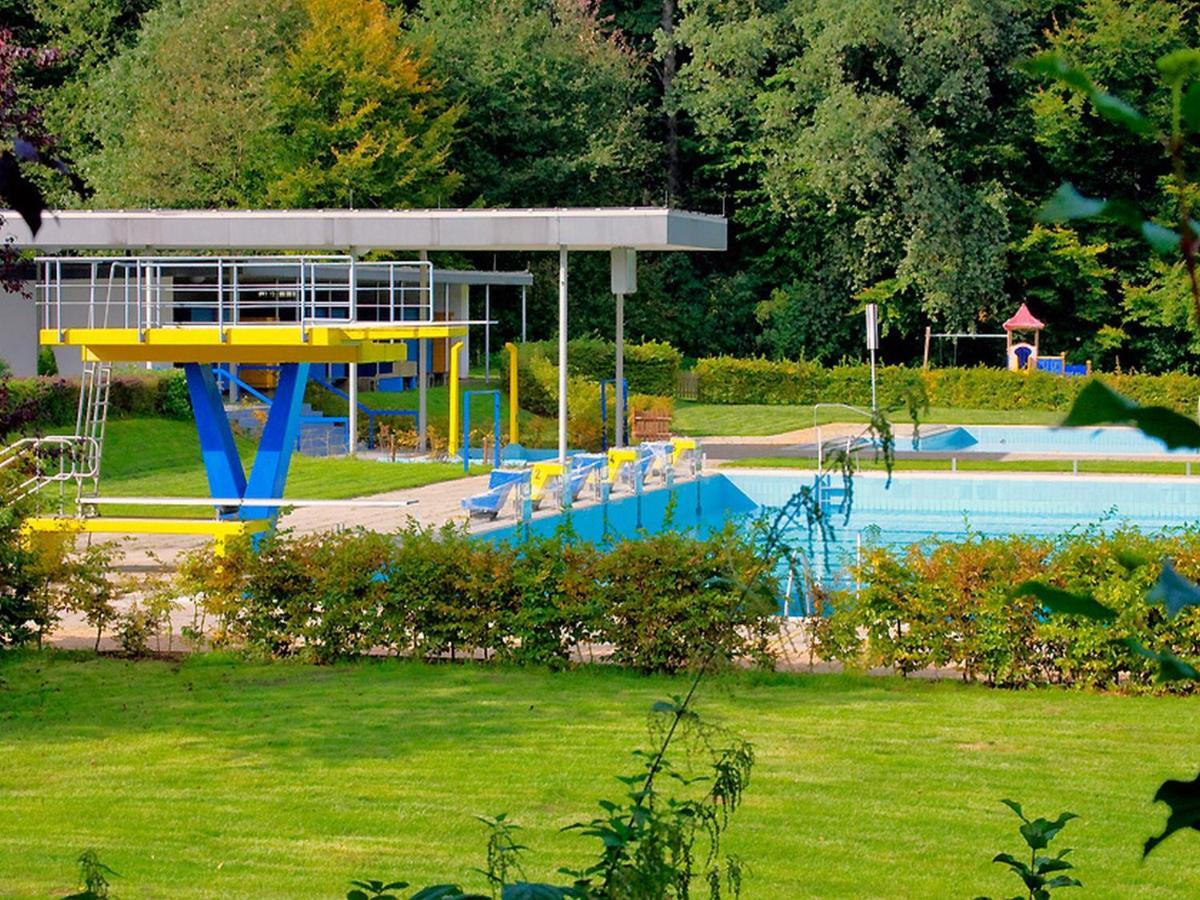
(480, 472, 1200, 613)
(914, 424, 1199, 456)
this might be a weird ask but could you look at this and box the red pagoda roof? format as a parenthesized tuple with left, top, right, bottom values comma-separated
(1003, 303, 1045, 331)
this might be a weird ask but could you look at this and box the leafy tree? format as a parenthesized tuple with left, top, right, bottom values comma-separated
(410, 0, 652, 207)
(267, 0, 460, 209)
(676, 0, 1042, 340)
(82, 0, 302, 207)
(27, 0, 158, 204)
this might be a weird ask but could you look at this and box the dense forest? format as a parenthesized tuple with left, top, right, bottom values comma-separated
(5, 0, 1200, 371)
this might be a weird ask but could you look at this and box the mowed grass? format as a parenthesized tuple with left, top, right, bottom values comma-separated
(342, 380, 555, 444)
(722, 456, 1200, 476)
(41, 418, 483, 518)
(673, 402, 1065, 436)
(1, 654, 1199, 898)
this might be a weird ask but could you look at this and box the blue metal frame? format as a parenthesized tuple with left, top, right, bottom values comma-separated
(185, 363, 247, 504)
(184, 361, 311, 522)
(462, 390, 502, 473)
(600, 378, 628, 452)
(309, 372, 416, 449)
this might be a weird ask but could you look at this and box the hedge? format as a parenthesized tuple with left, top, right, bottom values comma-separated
(510, 338, 681, 396)
(0, 370, 192, 437)
(692, 355, 1200, 414)
(812, 527, 1200, 691)
(502, 344, 673, 450)
(175, 523, 779, 672)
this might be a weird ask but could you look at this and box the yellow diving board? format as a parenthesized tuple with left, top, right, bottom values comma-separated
(40, 323, 469, 365)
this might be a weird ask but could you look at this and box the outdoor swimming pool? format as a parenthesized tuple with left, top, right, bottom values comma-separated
(911, 424, 1200, 456)
(480, 470, 1200, 613)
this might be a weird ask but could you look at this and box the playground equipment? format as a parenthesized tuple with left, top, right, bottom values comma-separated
(1004, 303, 1043, 371)
(922, 303, 1091, 376)
(15, 255, 470, 548)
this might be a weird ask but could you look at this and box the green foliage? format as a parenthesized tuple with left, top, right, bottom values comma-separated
(176, 523, 779, 674)
(982, 801, 1081, 900)
(506, 340, 682, 399)
(83, 0, 303, 206)
(0, 479, 62, 648)
(503, 343, 673, 451)
(36, 347, 57, 377)
(63, 847, 117, 899)
(690, 355, 1200, 414)
(0, 371, 191, 436)
(356, 700, 754, 898)
(409, 0, 651, 207)
(267, 0, 460, 208)
(812, 527, 1200, 690)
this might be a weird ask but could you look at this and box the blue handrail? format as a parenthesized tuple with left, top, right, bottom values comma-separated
(309, 372, 416, 449)
(213, 366, 350, 453)
(212, 366, 273, 405)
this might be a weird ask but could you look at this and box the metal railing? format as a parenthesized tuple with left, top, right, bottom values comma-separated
(36, 255, 436, 340)
(0, 435, 101, 507)
(813, 403, 876, 471)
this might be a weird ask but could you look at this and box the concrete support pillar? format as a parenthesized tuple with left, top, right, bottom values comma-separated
(610, 249, 636, 449)
(558, 246, 568, 464)
(418, 250, 429, 452)
(615, 291, 625, 448)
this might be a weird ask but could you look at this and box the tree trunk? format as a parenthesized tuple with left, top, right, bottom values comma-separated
(661, 0, 681, 205)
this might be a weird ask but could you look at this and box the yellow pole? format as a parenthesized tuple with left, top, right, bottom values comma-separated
(505, 341, 519, 445)
(448, 340, 463, 457)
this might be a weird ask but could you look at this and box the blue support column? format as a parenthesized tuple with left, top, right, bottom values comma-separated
(185, 363, 246, 510)
(243, 362, 310, 520)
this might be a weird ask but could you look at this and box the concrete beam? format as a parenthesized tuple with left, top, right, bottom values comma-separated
(4, 208, 727, 253)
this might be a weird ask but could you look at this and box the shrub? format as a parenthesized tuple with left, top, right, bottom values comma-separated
(504, 338, 682, 398)
(0, 370, 192, 435)
(176, 522, 778, 673)
(692, 355, 1200, 414)
(595, 526, 780, 673)
(36, 347, 57, 377)
(813, 527, 1200, 690)
(0, 482, 65, 647)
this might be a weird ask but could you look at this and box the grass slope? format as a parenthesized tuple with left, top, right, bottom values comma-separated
(41, 418, 483, 517)
(673, 403, 1064, 436)
(1, 654, 1198, 898)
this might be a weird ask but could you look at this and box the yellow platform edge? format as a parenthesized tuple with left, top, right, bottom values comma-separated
(22, 516, 270, 556)
(40, 325, 468, 364)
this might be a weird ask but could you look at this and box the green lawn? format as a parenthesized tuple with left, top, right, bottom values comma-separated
(41, 418, 484, 518)
(1, 654, 1198, 897)
(673, 402, 1065, 436)
(329, 379, 555, 445)
(722, 456, 1200, 476)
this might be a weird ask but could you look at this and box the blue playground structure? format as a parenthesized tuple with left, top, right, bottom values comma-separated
(599, 378, 628, 451)
(461, 389, 503, 474)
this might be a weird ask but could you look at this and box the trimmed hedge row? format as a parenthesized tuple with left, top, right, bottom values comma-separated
(177, 523, 779, 672)
(812, 527, 1200, 691)
(505, 345, 672, 450)
(692, 355, 1200, 413)
(512, 338, 681, 396)
(0, 370, 191, 437)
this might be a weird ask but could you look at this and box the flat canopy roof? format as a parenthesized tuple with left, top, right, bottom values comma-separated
(2, 207, 726, 253)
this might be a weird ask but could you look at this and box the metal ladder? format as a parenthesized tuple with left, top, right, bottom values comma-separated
(75, 361, 113, 500)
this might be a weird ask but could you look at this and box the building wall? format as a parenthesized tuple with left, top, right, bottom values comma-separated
(0, 285, 38, 376)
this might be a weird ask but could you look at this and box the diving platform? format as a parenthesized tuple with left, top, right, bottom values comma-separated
(36, 254, 472, 364)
